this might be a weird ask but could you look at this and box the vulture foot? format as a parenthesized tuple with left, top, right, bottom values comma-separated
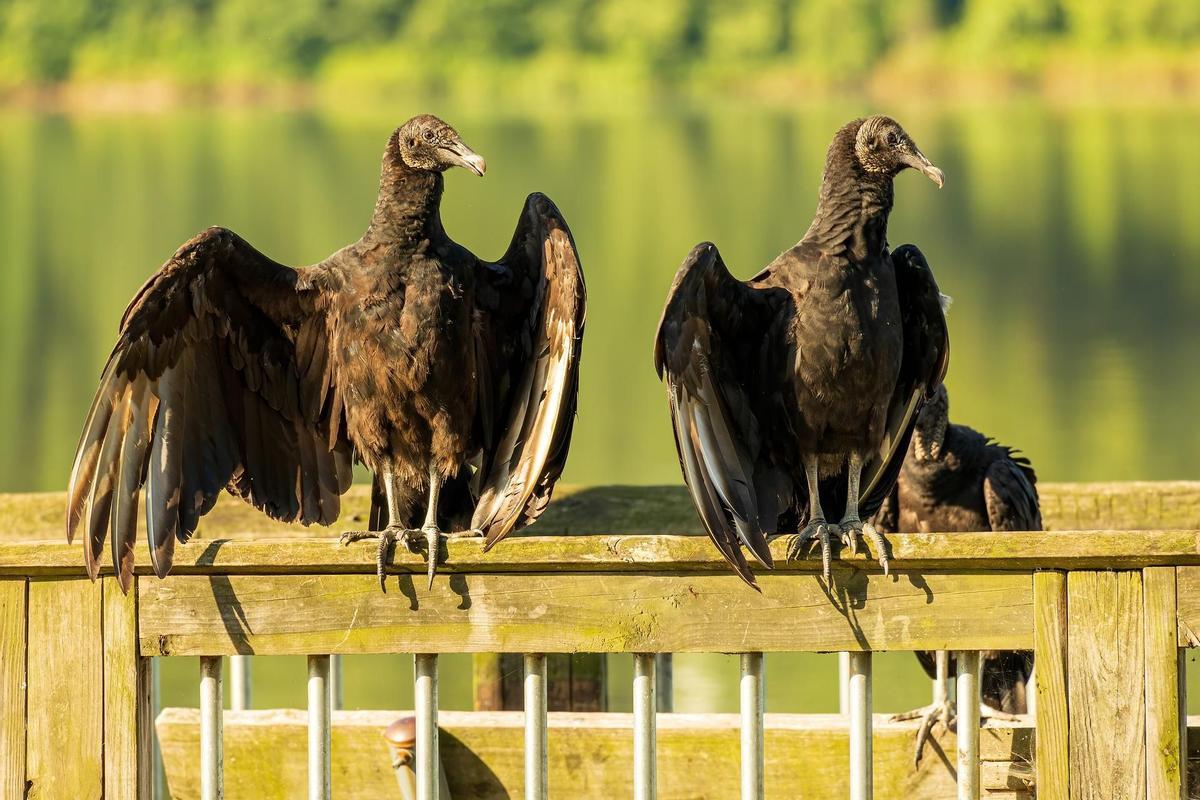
(786, 519, 838, 583)
(405, 526, 484, 591)
(838, 517, 890, 576)
(338, 526, 420, 593)
(890, 699, 956, 767)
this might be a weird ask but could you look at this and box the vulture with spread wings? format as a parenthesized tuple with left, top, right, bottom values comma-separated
(67, 114, 585, 592)
(655, 116, 949, 587)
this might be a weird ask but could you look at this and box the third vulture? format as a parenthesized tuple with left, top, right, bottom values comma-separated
(67, 114, 585, 591)
(656, 115, 950, 586)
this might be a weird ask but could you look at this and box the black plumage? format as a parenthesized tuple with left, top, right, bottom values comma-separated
(877, 385, 1041, 764)
(655, 115, 949, 587)
(67, 114, 586, 591)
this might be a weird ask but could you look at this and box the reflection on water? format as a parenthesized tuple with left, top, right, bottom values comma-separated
(4, 103, 1199, 711)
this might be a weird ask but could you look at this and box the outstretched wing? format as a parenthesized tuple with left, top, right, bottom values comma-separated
(67, 227, 353, 590)
(859, 244, 949, 518)
(471, 193, 586, 549)
(984, 452, 1042, 532)
(655, 243, 793, 588)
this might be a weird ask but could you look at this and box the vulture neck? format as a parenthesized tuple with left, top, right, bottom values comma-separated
(911, 415, 948, 462)
(366, 144, 445, 245)
(802, 130, 894, 262)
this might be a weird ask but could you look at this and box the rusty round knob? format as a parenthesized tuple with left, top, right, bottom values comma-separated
(385, 716, 416, 749)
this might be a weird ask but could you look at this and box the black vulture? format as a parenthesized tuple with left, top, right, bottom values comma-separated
(655, 115, 949, 587)
(67, 114, 586, 592)
(877, 385, 1041, 765)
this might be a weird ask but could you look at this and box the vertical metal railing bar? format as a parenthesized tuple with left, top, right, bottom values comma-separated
(839, 652, 850, 714)
(414, 653, 440, 800)
(848, 651, 873, 800)
(955, 651, 981, 800)
(655, 654, 674, 712)
(934, 651, 949, 707)
(524, 654, 548, 800)
(633, 653, 658, 800)
(200, 656, 224, 800)
(330, 654, 344, 710)
(740, 653, 765, 800)
(230, 655, 252, 711)
(308, 655, 332, 800)
(1025, 662, 1036, 717)
(152, 657, 165, 800)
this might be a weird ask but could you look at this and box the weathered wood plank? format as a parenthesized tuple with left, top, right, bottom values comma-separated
(13, 528, 1200, 578)
(1173, 566, 1200, 646)
(26, 578, 104, 799)
(1143, 567, 1183, 800)
(0, 579, 25, 799)
(156, 709, 1035, 799)
(138, 571, 1034, 656)
(1033, 571, 1069, 800)
(103, 578, 152, 798)
(1066, 571, 1145, 800)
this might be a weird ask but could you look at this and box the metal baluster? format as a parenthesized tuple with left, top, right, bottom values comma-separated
(230, 655, 252, 711)
(740, 653, 765, 800)
(633, 653, 658, 800)
(330, 654, 344, 709)
(308, 655, 332, 800)
(414, 654, 440, 800)
(200, 656, 224, 800)
(524, 654, 548, 800)
(956, 651, 981, 799)
(839, 651, 851, 714)
(848, 651, 872, 800)
(655, 654, 674, 712)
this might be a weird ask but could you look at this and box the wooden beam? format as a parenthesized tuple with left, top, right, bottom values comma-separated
(1143, 567, 1184, 800)
(103, 578, 152, 798)
(156, 709, 1036, 799)
(138, 571, 1034, 657)
(1066, 571, 1146, 800)
(1033, 571, 1069, 800)
(0, 580, 25, 799)
(26, 578, 104, 799)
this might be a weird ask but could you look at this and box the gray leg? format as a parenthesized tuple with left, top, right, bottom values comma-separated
(837, 453, 889, 575)
(338, 469, 419, 592)
(787, 455, 839, 582)
(420, 466, 443, 590)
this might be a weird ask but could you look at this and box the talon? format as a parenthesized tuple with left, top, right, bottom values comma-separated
(840, 522, 861, 555)
(376, 528, 400, 592)
(788, 519, 834, 583)
(339, 530, 376, 546)
(862, 523, 889, 576)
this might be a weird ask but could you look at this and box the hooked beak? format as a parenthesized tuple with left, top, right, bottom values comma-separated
(443, 141, 487, 177)
(905, 149, 944, 188)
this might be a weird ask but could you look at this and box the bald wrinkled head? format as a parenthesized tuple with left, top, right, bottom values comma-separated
(913, 384, 950, 460)
(854, 116, 944, 188)
(393, 114, 486, 176)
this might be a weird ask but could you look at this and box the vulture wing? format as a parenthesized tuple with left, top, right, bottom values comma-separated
(859, 244, 950, 518)
(471, 193, 586, 549)
(655, 243, 793, 588)
(984, 453, 1042, 532)
(66, 227, 353, 590)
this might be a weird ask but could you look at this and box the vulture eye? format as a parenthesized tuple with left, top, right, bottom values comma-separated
(423, 130, 436, 143)
(886, 131, 900, 147)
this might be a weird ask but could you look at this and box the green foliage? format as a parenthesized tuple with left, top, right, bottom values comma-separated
(0, 0, 1197, 90)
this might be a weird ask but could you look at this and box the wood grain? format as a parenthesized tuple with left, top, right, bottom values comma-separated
(1033, 571, 1069, 800)
(1066, 571, 1145, 800)
(26, 578, 104, 799)
(138, 571, 1034, 656)
(156, 709, 1035, 799)
(0, 579, 25, 799)
(103, 577, 152, 798)
(1143, 567, 1183, 800)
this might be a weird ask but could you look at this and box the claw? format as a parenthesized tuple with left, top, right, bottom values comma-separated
(838, 518, 890, 576)
(889, 700, 955, 767)
(376, 528, 398, 592)
(787, 519, 835, 583)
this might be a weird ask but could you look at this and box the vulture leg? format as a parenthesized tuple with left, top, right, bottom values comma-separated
(786, 456, 837, 582)
(411, 467, 444, 591)
(836, 453, 890, 576)
(339, 469, 420, 592)
(889, 650, 955, 767)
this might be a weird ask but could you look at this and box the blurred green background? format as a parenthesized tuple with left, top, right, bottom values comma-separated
(1, 2, 1199, 717)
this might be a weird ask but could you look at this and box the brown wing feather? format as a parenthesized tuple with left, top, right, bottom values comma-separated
(66, 227, 353, 590)
(470, 193, 586, 548)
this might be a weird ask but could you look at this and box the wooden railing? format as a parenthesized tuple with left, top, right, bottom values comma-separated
(3, 482, 1200, 799)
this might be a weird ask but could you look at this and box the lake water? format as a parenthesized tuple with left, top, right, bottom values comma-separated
(2, 101, 1199, 712)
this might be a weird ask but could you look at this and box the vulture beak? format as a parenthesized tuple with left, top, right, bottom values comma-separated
(905, 149, 944, 188)
(443, 141, 487, 177)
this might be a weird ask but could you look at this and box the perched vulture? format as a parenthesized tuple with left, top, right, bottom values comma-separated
(655, 115, 949, 587)
(877, 385, 1040, 764)
(67, 114, 586, 591)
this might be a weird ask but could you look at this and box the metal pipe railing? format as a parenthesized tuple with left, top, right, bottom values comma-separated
(199, 656, 224, 800)
(414, 654, 440, 800)
(955, 651, 981, 799)
(230, 655, 252, 711)
(847, 651, 873, 800)
(633, 653, 658, 800)
(740, 653, 765, 800)
(524, 654, 548, 800)
(308, 655, 332, 800)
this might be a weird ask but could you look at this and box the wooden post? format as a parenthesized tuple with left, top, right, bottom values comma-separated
(307, 655, 332, 800)
(0, 580, 26, 799)
(1143, 567, 1183, 799)
(1034, 571, 1069, 799)
(1066, 570, 1145, 800)
(848, 651, 872, 800)
(740, 653, 764, 800)
(230, 655, 252, 711)
(414, 654, 439, 800)
(955, 651, 981, 799)
(524, 654, 548, 800)
(152, 657, 165, 799)
(103, 578, 153, 798)
(633, 653, 657, 800)
(200, 655, 224, 800)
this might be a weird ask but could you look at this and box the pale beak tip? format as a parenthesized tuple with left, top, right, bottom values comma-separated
(924, 165, 945, 189)
(468, 155, 487, 177)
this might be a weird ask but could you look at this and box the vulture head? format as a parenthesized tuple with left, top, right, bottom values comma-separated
(393, 114, 487, 177)
(912, 384, 950, 460)
(854, 115, 944, 188)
